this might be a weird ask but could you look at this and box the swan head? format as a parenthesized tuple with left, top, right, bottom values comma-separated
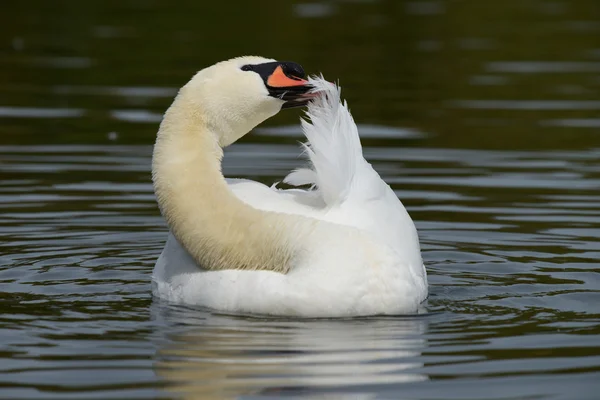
(179, 56, 314, 147)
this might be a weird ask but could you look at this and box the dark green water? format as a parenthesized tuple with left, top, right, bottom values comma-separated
(1, 1, 599, 399)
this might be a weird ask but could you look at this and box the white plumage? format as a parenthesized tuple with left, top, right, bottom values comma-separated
(151, 58, 427, 317)
(284, 77, 362, 206)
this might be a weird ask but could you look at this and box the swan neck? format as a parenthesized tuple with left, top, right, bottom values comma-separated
(152, 95, 304, 273)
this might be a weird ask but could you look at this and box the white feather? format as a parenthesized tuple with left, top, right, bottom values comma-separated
(283, 76, 365, 206)
(152, 66, 427, 317)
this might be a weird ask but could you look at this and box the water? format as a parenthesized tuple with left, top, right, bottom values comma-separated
(1, 0, 599, 399)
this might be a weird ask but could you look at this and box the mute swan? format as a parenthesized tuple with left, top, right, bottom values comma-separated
(151, 56, 427, 317)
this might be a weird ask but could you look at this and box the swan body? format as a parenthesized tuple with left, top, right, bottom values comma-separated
(151, 56, 427, 317)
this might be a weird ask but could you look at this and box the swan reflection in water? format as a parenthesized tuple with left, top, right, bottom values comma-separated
(152, 305, 429, 399)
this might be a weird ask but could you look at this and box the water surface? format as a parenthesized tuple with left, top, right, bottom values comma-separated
(1, 0, 599, 399)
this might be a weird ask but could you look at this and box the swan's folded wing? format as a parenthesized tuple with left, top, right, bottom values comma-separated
(282, 168, 316, 188)
(282, 77, 422, 268)
(226, 178, 325, 216)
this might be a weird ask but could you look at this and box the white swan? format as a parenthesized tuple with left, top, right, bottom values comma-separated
(151, 56, 427, 317)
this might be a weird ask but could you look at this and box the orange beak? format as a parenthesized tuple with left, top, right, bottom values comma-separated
(267, 65, 310, 88)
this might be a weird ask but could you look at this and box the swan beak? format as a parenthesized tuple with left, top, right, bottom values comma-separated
(267, 65, 309, 88)
(266, 65, 316, 109)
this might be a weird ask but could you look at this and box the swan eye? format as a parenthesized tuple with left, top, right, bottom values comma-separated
(241, 65, 253, 72)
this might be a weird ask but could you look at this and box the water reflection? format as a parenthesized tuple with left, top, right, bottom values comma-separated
(153, 305, 428, 399)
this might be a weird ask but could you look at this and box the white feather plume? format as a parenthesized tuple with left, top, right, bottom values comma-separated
(283, 76, 364, 206)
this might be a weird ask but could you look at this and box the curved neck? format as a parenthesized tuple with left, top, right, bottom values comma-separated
(152, 93, 309, 273)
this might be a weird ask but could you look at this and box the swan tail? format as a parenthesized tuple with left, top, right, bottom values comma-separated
(283, 76, 366, 206)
